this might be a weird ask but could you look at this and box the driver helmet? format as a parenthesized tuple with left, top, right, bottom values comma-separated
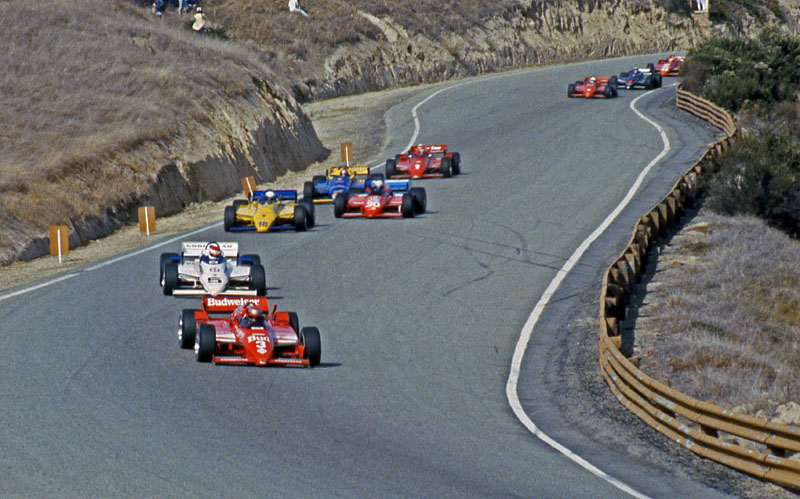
(340, 168, 349, 177)
(589, 76, 597, 83)
(245, 305, 265, 326)
(196, 6, 203, 12)
(264, 190, 276, 204)
(205, 242, 223, 261)
(371, 179, 384, 193)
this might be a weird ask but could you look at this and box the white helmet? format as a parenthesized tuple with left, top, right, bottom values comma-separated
(372, 179, 384, 192)
(265, 191, 276, 203)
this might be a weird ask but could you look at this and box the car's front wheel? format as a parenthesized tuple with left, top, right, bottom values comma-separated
(195, 324, 216, 362)
(179, 309, 197, 349)
(300, 327, 321, 366)
(250, 264, 267, 296)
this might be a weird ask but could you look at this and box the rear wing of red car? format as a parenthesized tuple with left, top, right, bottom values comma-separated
(203, 296, 269, 313)
(409, 144, 447, 155)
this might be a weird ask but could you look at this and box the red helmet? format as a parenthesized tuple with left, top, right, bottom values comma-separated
(246, 305, 264, 322)
(206, 242, 222, 259)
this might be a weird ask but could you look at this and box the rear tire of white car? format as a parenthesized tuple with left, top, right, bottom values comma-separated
(179, 309, 197, 349)
(385, 159, 396, 178)
(250, 264, 267, 296)
(401, 194, 416, 218)
(410, 187, 426, 214)
(160, 252, 178, 283)
(163, 262, 179, 295)
(301, 327, 321, 367)
(224, 206, 236, 232)
(333, 194, 347, 218)
(195, 324, 215, 362)
(240, 254, 261, 267)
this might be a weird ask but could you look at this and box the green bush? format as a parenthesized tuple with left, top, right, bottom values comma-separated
(706, 133, 800, 236)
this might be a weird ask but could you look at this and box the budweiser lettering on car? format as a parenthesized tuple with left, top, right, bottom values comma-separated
(207, 296, 251, 308)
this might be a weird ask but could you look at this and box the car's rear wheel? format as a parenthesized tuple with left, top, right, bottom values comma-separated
(224, 206, 236, 232)
(240, 254, 261, 267)
(644, 76, 654, 90)
(300, 327, 321, 367)
(179, 309, 197, 349)
(163, 262, 179, 295)
(312, 175, 325, 185)
(401, 194, 416, 218)
(195, 324, 215, 362)
(608, 75, 618, 88)
(288, 312, 299, 336)
(303, 181, 315, 200)
(303, 199, 315, 228)
(293, 205, 308, 231)
(440, 157, 452, 178)
(334, 194, 347, 218)
(451, 152, 461, 175)
(410, 187, 426, 214)
(385, 159, 396, 178)
(232, 199, 248, 209)
(250, 264, 267, 296)
(604, 85, 614, 98)
(160, 252, 179, 283)
(647, 62, 655, 72)
(654, 74, 663, 88)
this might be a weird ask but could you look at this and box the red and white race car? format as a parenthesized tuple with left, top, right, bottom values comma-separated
(654, 55, 684, 77)
(568, 76, 618, 99)
(178, 296, 321, 367)
(333, 179, 425, 218)
(384, 144, 461, 179)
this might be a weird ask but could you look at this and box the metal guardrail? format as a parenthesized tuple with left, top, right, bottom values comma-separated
(597, 85, 800, 489)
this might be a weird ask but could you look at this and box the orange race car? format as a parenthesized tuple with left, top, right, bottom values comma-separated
(178, 296, 321, 367)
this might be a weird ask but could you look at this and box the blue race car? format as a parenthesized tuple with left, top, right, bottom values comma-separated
(303, 166, 383, 203)
(618, 64, 663, 90)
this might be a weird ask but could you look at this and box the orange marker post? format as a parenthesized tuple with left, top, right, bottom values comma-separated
(138, 206, 156, 236)
(340, 143, 353, 167)
(241, 177, 256, 198)
(49, 225, 69, 263)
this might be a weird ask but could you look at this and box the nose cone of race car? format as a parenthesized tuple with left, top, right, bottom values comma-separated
(363, 195, 383, 218)
(410, 158, 425, 179)
(200, 263, 229, 296)
(245, 330, 273, 365)
(583, 85, 595, 98)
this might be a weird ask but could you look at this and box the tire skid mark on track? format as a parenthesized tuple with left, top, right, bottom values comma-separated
(505, 84, 678, 499)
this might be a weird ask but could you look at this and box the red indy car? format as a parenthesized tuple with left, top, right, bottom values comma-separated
(654, 55, 684, 77)
(178, 296, 321, 367)
(334, 178, 425, 219)
(384, 144, 461, 179)
(568, 75, 618, 99)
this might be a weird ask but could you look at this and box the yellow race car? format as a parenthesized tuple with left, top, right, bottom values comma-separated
(224, 190, 315, 232)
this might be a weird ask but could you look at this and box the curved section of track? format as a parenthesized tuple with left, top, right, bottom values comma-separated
(0, 56, 725, 497)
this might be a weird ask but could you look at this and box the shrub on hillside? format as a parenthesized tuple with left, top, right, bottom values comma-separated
(706, 133, 800, 236)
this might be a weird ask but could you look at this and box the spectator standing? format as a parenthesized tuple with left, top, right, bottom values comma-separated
(177, 0, 187, 15)
(288, 0, 309, 17)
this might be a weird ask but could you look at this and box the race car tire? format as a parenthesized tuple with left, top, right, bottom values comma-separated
(163, 262, 179, 295)
(250, 265, 267, 296)
(647, 62, 655, 72)
(300, 327, 321, 367)
(240, 254, 261, 267)
(293, 205, 308, 231)
(224, 206, 237, 232)
(195, 324, 215, 362)
(303, 181, 315, 200)
(303, 199, 315, 228)
(312, 175, 325, 186)
(401, 194, 416, 218)
(288, 312, 299, 335)
(603, 85, 614, 98)
(654, 74, 663, 88)
(644, 76, 654, 90)
(179, 309, 197, 349)
(609, 75, 618, 88)
(451, 152, 461, 175)
(160, 252, 179, 283)
(333, 194, 347, 218)
(441, 157, 452, 178)
(567, 83, 575, 97)
(385, 159, 397, 178)
(410, 187, 426, 214)
(232, 199, 248, 209)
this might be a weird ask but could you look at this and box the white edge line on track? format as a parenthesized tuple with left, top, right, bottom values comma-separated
(505, 84, 678, 499)
(0, 222, 222, 303)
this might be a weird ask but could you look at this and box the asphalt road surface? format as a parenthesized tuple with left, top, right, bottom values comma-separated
(1, 56, 732, 497)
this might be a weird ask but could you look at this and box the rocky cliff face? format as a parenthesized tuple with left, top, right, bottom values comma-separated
(299, 0, 709, 100)
(0, 78, 327, 266)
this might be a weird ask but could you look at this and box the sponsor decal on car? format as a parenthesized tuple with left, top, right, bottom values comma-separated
(207, 297, 251, 308)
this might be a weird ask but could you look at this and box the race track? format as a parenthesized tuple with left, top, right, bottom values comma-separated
(0, 56, 729, 497)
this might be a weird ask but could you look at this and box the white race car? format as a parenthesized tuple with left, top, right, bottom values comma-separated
(160, 241, 266, 296)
